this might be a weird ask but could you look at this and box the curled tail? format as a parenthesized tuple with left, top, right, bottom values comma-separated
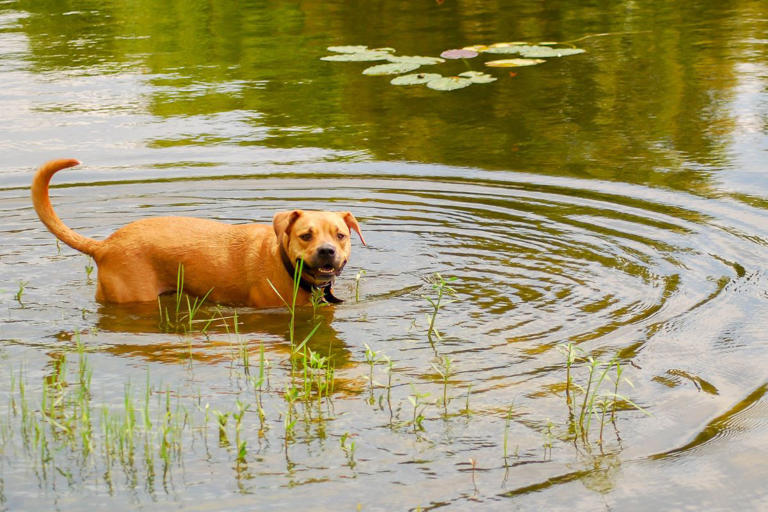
(31, 158, 101, 256)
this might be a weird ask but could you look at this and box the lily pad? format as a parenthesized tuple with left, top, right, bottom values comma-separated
(489, 41, 529, 48)
(458, 71, 497, 83)
(462, 44, 489, 52)
(485, 58, 546, 67)
(481, 45, 530, 55)
(387, 55, 445, 65)
(482, 44, 586, 58)
(327, 45, 370, 53)
(440, 49, 479, 59)
(362, 62, 422, 76)
(519, 46, 586, 58)
(390, 72, 442, 85)
(426, 76, 473, 91)
(321, 51, 392, 62)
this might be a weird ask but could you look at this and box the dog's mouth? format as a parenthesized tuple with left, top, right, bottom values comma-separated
(308, 264, 342, 282)
(316, 264, 337, 275)
(304, 259, 346, 283)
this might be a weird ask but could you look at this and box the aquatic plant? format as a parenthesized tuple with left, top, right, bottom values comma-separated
(233, 399, 249, 463)
(422, 272, 458, 342)
(157, 264, 215, 335)
(440, 49, 479, 59)
(503, 405, 515, 466)
(431, 355, 455, 416)
(363, 62, 421, 76)
(267, 258, 322, 380)
(321, 40, 585, 91)
(462, 383, 473, 418)
(484, 58, 546, 68)
(340, 431, 357, 469)
(557, 342, 582, 407)
(14, 280, 28, 304)
(543, 418, 554, 459)
(354, 269, 366, 302)
(363, 343, 382, 402)
(426, 76, 472, 91)
(85, 257, 94, 283)
(407, 385, 431, 432)
(561, 350, 649, 445)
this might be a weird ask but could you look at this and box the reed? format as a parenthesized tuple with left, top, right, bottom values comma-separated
(157, 263, 215, 335)
(407, 385, 430, 432)
(354, 269, 366, 303)
(85, 257, 94, 283)
(502, 405, 514, 465)
(561, 350, 649, 445)
(543, 419, 554, 459)
(431, 355, 455, 417)
(340, 431, 357, 469)
(267, 259, 321, 381)
(462, 384, 473, 418)
(233, 399, 249, 463)
(14, 280, 28, 304)
(363, 344, 383, 402)
(557, 342, 581, 408)
(422, 273, 457, 342)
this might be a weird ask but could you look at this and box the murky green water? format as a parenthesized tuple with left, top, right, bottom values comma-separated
(1, 1, 768, 510)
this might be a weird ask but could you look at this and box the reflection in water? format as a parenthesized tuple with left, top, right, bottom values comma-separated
(66, 299, 355, 368)
(5, 0, 764, 196)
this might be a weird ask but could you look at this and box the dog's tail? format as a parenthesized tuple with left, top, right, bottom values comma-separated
(31, 158, 101, 256)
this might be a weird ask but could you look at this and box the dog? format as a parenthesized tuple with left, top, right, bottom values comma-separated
(31, 158, 365, 308)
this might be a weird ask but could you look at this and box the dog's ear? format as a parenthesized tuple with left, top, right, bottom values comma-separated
(273, 210, 303, 241)
(339, 212, 366, 246)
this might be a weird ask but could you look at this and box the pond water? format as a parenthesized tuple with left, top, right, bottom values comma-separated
(1, 0, 768, 510)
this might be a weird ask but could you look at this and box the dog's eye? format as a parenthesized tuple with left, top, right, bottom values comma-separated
(299, 233, 313, 241)
(336, 233, 346, 241)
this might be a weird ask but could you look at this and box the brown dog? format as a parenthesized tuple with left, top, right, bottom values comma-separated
(31, 159, 365, 308)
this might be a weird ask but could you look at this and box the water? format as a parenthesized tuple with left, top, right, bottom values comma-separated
(1, 1, 768, 510)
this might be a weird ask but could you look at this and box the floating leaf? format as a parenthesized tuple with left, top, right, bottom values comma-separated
(539, 41, 559, 46)
(485, 58, 546, 67)
(391, 72, 442, 85)
(327, 45, 369, 53)
(321, 51, 392, 62)
(458, 71, 497, 83)
(482, 44, 586, 58)
(426, 76, 473, 91)
(482, 45, 530, 55)
(387, 55, 445, 65)
(362, 62, 422, 75)
(462, 44, 489, 52)
(489, 41, 529, 48)
(440, 49, 479, 59)
(370, 47, 396, 53)
(519, 46, 586, 58)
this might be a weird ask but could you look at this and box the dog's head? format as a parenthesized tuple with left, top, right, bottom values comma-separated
(273, 210, 365, 285)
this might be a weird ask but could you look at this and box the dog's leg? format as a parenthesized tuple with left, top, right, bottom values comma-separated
(95, 260, 161, 303)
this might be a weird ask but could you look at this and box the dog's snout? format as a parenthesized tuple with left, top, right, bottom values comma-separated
(317, 244, 336, 257)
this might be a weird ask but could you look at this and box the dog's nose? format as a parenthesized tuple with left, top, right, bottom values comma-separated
(317, 244, 336, 258)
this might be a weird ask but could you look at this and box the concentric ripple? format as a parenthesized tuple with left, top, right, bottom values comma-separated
(4, 164, 768, 508)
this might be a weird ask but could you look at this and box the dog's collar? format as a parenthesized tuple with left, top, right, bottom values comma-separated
(279, 244, 343, 304)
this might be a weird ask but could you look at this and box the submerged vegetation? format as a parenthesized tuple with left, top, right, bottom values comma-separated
(0, 269, 649, 501)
